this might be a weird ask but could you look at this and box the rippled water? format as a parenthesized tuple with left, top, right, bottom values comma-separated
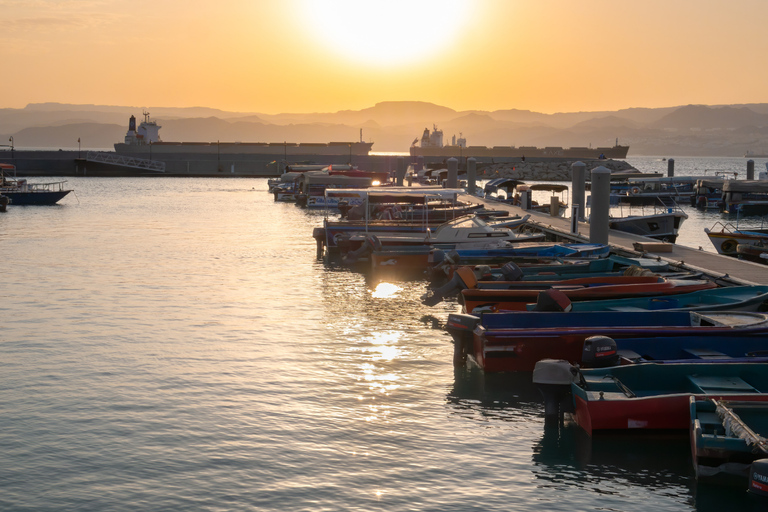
(1, 166, 765, 511)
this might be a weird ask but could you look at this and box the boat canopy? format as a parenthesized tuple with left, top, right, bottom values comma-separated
(626, 176, 710, 185)
(325, 187, 462, 203)
(298, 172, 373, 189)
(528, 183, 569, 192)
(723, 180, 768, 193)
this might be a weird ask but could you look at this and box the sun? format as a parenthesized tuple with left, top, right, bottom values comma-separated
(296, 0, 472, 66)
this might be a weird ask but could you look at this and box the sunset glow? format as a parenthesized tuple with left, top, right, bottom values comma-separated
(3, 0, 768, 113)
(297, 0, 471, 66)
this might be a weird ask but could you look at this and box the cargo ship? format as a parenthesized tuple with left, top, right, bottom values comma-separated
(114, 113, 374, 157)
(410, 125, 629, 160)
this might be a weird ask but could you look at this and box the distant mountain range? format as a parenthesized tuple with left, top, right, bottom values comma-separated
(3, 101, 768, 157)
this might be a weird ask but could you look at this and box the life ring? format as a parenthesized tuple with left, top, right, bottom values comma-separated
(631, 187, 641, 195)
(721, 239, 738, 254)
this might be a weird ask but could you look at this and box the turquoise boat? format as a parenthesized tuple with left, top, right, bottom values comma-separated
(690, 396, 768, 482)
(525, 285, 768, 313)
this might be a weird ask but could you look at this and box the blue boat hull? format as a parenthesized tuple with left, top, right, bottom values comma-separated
(5, 190, 72, 205)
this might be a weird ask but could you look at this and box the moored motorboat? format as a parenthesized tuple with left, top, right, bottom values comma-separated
(527, 285, 768, 313)
(0, 164, 72, 205)
(737, 241, 768, 265)
(460, 277, 717, 313)
(690, 397, 768, 481)
(568, 362, 768, 435)
(608, 198, 688, 243)
(445, 309, 768, 373)
(705, 221, 768, 256)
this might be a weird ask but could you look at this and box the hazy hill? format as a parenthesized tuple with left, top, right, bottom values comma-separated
(4, 101, 768, 156)
(651, 105, 768, 130)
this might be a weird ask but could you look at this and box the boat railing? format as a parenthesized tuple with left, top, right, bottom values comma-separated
(613, 196, 687, 218)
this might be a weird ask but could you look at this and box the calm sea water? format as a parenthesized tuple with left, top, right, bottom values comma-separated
(1, 157, 767, 511)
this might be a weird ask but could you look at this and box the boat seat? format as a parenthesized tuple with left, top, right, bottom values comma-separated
(687, 375, 759, 394)
(617, 349, 645, 362)
(683, 348, 731, 359)
(696, 411, 723, 427)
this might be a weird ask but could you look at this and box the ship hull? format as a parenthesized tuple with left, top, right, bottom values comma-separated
(115, 141, 373, 157)
(410, 145, 629, 160)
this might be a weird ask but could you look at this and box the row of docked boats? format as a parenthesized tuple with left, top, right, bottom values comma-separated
(429, 252, 768, 494)
(287, 166, 768, 497)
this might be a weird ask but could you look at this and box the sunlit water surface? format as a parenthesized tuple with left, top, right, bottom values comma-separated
(1, 162, 765, 511)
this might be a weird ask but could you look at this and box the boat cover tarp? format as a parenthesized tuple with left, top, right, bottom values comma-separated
(484, 178, 524, 194)
(723, 180, 768, 193)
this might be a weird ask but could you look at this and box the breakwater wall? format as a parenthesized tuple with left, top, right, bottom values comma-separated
(477, 159, 636, 181)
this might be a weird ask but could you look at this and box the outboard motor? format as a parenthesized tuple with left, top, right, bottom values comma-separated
(749, 459, 768, 498)
(532, 359, 577, 423)
(337, 200, 351, 218)
(533, 289, 573, 312)
(342, 235, 382, 264)
(581, 335, 619, 368)
(445, 313, 481, 366)
(422, 267, 477, 306)
(500, 261, 524, 281)
(473, 265, 496, 281)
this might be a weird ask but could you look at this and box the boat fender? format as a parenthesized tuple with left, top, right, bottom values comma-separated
(749, 459, 768, 498)
(421, 267, 476, 306)
(720, 239, 738, 254)
(500, 261, 524, 281)
(581, 336, 619, 368)
(533, 289, 573, 312)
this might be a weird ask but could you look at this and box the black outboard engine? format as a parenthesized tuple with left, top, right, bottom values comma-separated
(532, 359, 577, 424)
(337, 200, 351, 218)
(445, 313, 481, 366)
(581, 335, 619, 368)
(421, 267, 477, 306)
(533, 289, 573, 312)
(749, 459, 768, 498)
(500, 261, 524, 281)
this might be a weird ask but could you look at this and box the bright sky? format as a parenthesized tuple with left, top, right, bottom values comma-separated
(3, 0, 768, 114)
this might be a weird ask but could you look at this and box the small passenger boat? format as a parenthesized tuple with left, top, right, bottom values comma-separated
(0, 164, 72, 205)
(737, 241, 768, 264)
(704, 220, 768, 256)
(690, 397, 768, 480)
(445, 310, 768, 373)
(460, 277, 716, 313)
(526, 285, 768, 313)
(568, 362, 768, 435)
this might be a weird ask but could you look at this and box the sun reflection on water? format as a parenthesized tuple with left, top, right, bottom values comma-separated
(371, 282, 401, 298)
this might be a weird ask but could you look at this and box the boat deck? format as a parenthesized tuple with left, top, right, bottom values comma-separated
(461, 193, 768, 286)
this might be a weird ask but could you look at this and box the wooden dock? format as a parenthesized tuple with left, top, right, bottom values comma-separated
(463, 195, 767, 286)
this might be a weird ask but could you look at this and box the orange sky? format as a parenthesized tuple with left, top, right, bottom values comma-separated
(4, 0, 768, 114)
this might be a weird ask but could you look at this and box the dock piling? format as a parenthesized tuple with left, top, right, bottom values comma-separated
(396, 156, 406, 186)
(571, 161, 586, 221)
(467, 157, 477, 195)
(589, 166, 611, 244)
(447, 158, 458, 188)
(747, 159, 755, 180)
